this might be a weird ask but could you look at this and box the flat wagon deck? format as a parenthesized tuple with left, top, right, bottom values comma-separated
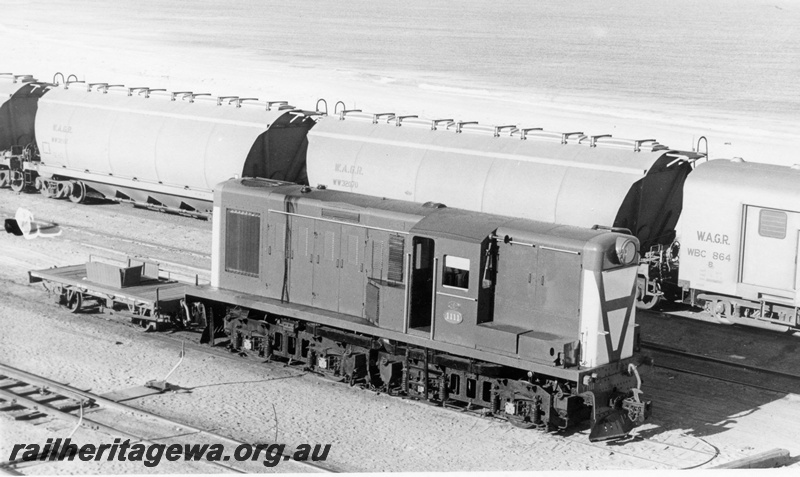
(29, 261, 187, 330)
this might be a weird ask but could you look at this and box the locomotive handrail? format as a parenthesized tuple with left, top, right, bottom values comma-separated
(561, 131, 585, 144)
(268, 209, 409, 235)
(519, 127, 543, 140)
(430, 119, 454, 130)
(372, 113, 395, 124)
(491, 234, 536, 247)
(493, 125, 517, 137)
(395, 115, 418, 126)
(66, 74, 79, 83)
(436, 291, 477, 302)
(402, 253, 411, 333)
(591, 224, 632, 235)
(589, 134, 613, 147)
(51, 72, 65, 85)
(430, 257, 438, 340)
(455, 121, 479, 133)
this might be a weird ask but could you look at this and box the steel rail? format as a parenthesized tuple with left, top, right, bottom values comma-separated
(0, 363, 333, 473)
(641, 341, 800, 383)
(0, 380, 245, 474)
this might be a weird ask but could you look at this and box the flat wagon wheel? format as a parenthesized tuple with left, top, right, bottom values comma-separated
(65, 289, 83, 313)
(49, 284, 66, 304)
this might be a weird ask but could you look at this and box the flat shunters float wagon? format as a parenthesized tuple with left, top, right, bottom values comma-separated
(28, 258, 189, 330)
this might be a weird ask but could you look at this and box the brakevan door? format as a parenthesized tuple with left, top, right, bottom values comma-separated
(288, 216, 315, 306)
(339, 225, 367, 316)
(741, 206, 800, 292)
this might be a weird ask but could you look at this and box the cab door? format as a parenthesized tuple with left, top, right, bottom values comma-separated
(432, 243, 479, 347)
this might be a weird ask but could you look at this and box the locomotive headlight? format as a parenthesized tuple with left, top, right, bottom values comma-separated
(615, 237, 638, 265)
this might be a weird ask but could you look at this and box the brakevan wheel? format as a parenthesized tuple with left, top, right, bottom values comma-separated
(65, 289, 83, 313)
(713, 300, 734, 325)
(636, 293, 661, 310)
(69, 181, 87, 203)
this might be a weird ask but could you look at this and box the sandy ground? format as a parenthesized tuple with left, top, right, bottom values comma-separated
(1, 189, 800, 474)
(2, 3, 799, 166)
(2, 3, 800, 474)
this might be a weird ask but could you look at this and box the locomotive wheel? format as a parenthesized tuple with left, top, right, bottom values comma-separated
(69, 181, 87, 203)
(0, 170, 8, 188)
(65, 289, 83, 313)
(505, 399, 538, 429)
(506, 414, 538, 429)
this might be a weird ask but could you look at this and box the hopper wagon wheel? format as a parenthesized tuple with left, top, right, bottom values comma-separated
(69, 181, 87, 204)
(9, 171, 25, 193)
(65, 289, 83, 313)
(40, 179, 56, 199)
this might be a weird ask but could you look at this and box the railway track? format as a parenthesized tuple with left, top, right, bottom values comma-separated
(641, 341, 800, 395)
(0, 363, 335, 474)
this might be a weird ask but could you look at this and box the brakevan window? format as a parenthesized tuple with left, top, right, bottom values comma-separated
(225, 209, 260, 277)
(758, 209, 787, 239)
(443, 255, 470, 290)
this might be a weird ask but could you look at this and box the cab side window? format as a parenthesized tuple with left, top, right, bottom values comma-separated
(443, 255, 470, 290)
